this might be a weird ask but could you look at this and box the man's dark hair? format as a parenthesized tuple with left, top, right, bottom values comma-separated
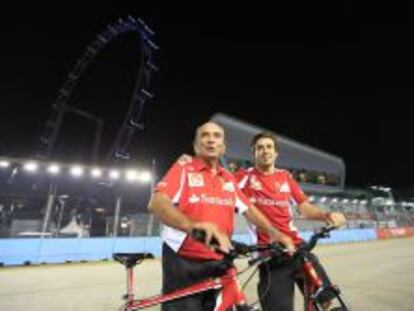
(251, 132, 278, 149)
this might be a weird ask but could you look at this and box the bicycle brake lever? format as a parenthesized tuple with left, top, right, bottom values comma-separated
(232, 241, 251, 255)
(191, 229, 235, 257)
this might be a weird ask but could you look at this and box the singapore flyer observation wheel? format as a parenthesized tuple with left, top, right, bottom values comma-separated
(37, 16, 158, 165)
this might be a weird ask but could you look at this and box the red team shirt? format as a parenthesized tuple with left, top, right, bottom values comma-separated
(234, 167, 308, 245)
(155, 157, 251, 260)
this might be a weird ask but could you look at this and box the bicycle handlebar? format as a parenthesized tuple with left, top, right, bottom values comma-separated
(305, 225, 335, 252)
(191, 225, 336, 264)
(191, 229, 284, 259)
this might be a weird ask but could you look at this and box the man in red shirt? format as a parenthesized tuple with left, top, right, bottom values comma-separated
(234, 132, 346, 311)
(148, 122, 294, 311)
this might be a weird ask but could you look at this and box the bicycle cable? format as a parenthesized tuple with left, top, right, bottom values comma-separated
(234, 256, 273, 309)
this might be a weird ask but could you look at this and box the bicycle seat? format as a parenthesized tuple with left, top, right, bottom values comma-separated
(113, 253, 154, 267)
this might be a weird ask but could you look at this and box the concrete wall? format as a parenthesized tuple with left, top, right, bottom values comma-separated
(0, 228, 385, 266)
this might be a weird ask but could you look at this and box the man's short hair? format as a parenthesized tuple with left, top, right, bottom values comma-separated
(251, 132, 278, 149)
(193, 121, 225, 145)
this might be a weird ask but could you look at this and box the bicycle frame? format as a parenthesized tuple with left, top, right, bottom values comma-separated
(296, 228, 350, 311)
(115, 226, 349, 311)
(302, 260, 348, 311)
(302, 255, 332, 311)
(122, 263, 245, 310)
(302, 257, 322, 311)
(114, 232, 282, 311)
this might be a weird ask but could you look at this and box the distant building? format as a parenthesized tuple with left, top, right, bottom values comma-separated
(211, 113, 346, 195)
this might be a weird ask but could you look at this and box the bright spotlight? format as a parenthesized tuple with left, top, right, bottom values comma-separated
(91, 168, 102, 178)
(125, 170, 138, 182)
(109, 170, 120, 180)
(138, 171, 152, 183)
(23, 161, 39, 173)
(70, 165, 84, 177)
(47, 164, 60, 175)
(0, 160, 10, 168)
(319, 197, 327, 203)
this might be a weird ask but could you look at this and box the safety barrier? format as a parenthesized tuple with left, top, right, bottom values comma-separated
(376, 227, 414, 239)
(0, 228, 412, 266)
(0, 237, 162, 266)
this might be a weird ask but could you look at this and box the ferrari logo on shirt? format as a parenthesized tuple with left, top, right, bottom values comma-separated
(188, 173, 204, 187)
(250, 176, 262, 191)
(280, 182, 290, 193)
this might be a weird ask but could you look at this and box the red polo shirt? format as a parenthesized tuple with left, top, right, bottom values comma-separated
(156, 157, 251, 260)
(235, 167, 308, 245)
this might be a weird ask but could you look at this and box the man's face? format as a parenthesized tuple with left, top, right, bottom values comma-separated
(254, 137, 278, 167)
(194, 122, 226, 160)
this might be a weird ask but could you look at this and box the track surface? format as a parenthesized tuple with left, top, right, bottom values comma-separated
(1, 238, 414, 310)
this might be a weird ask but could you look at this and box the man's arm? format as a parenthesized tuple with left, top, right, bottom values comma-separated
(148, 192, 231, 252)
(244, 205, 295, 253)
(148, 192, 194, 233)
(298, 201, 346, 227)
(287, 172, 346, 227)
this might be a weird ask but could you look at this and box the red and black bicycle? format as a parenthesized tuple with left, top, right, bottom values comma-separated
(113, 226, 350, 310)
(113, 231, 274, 310)
(298, 226, 350, 311)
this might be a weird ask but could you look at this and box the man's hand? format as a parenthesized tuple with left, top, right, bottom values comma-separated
(189, 221, 232, 253)
(325, 212, 347, 228)
(269, 228, 295, 254)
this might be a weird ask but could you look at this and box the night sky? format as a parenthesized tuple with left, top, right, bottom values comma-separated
(0, 3, 411, 190)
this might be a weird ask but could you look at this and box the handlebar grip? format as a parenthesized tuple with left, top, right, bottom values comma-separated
(247, 243, 286, 266)
(191, 229, 220, 246)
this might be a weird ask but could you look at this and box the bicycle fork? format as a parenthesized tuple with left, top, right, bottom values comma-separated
(303, 259, 349, 311)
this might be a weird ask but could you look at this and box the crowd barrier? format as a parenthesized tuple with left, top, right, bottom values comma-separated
(376, 227, 414, 239)
(1, 228, 412, 266)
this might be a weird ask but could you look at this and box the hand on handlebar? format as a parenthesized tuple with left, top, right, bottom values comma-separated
(269, 229, 296, 255)
(190, 222, 232, 253)
(325, 212, 347, 228)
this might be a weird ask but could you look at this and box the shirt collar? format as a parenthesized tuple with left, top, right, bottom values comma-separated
(192, 157, 225, 175)
(253, 166, 277, 176)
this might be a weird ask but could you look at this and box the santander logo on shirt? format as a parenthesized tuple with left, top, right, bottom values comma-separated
(249, 196, 289, 208)
(189, 194, 201, 204)
(188, 194, 234, 206)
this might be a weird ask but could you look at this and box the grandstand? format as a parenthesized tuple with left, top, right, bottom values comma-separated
(211, 113, 345, 195)
(211, 113, 414, 231)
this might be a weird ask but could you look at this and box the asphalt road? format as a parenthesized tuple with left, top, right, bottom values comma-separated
(1, 237, 414, 310)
